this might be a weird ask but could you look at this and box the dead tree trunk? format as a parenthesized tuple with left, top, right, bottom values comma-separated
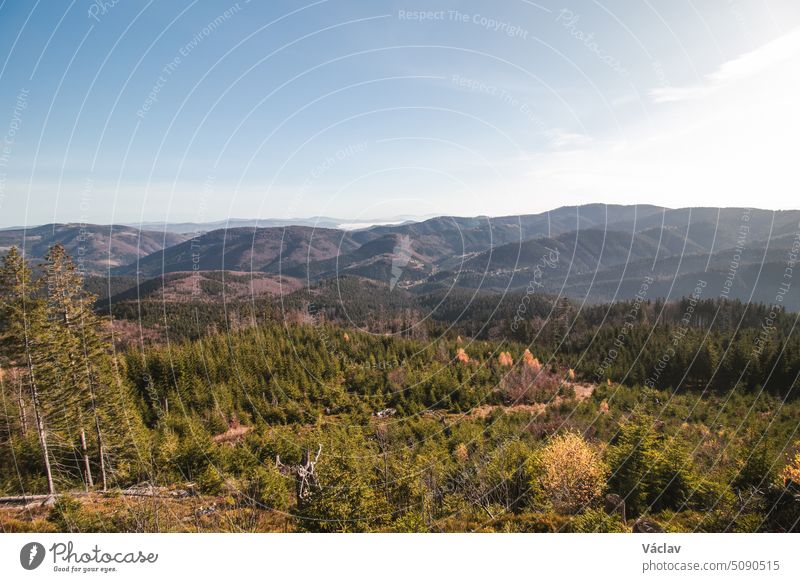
(17, 374, 27, 436)
(87, 381, 107, 491)
(5, 368, 29, 436)
(276, 444, 322, 506)
(26, 352, 55, 496)
(94, 417, 107, 491)
(79, 423, 93, 490)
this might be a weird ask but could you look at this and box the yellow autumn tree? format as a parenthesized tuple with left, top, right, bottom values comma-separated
(534, 432, 608, 514)
(522, 349, 541, 372)
(781, 446, 800, 487)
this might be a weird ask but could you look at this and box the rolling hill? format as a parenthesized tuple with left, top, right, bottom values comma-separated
(0, 224, 189, 274)
(114, 226, 359, 277)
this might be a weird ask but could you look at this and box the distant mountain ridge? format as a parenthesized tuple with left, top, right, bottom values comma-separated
(0, 224, 189, 274)
(121, 214, 434, 234)
(3, 205, 799, 309)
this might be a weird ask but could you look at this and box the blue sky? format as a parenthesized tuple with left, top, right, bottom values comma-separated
(0, 0, 798, 226)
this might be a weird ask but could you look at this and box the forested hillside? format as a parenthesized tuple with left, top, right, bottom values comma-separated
(0, 224, 189, 275)
(1, 245, 799, 533)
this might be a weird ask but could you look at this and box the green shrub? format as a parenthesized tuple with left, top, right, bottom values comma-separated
(491, 511, 570, 532)
(389, 512, 429, 532)
(607, 416, 702, 516)
(49, 496, 116, 533)
(243, 465, 291, 511)
(570, 508, 628, 533)
(196, 465, 226, 495)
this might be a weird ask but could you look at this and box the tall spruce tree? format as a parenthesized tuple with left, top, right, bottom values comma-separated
(0, 247, 56, 495)
(42, 244, 113, 490)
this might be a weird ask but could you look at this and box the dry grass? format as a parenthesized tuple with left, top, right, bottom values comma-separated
(0, 491, 292, 533)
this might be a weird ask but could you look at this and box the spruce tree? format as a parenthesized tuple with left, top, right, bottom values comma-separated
(43, 245, 105, 488)
(42, 244, 143, 491)
(0, 247, 56, 495)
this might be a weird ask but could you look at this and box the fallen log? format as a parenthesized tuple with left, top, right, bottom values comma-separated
(0, 493, 88, 506)
(0, 484, 196, 506)
(0, 494, 52, 505)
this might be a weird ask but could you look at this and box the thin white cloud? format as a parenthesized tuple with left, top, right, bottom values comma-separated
(650, 27, 800, 103)
(511, 28, 800, 212)
(545, 129, 594, 149)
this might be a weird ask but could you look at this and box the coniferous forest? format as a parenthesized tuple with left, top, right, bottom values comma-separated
(1, 245, 799, 533)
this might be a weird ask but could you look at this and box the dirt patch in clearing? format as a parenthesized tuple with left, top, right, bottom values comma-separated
(212, 425, 252, 444)
(573, 383, 595, 401)
(468, 382, 596, 419)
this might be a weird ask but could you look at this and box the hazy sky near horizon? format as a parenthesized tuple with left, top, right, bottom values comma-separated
(0, 0, 798, 226)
